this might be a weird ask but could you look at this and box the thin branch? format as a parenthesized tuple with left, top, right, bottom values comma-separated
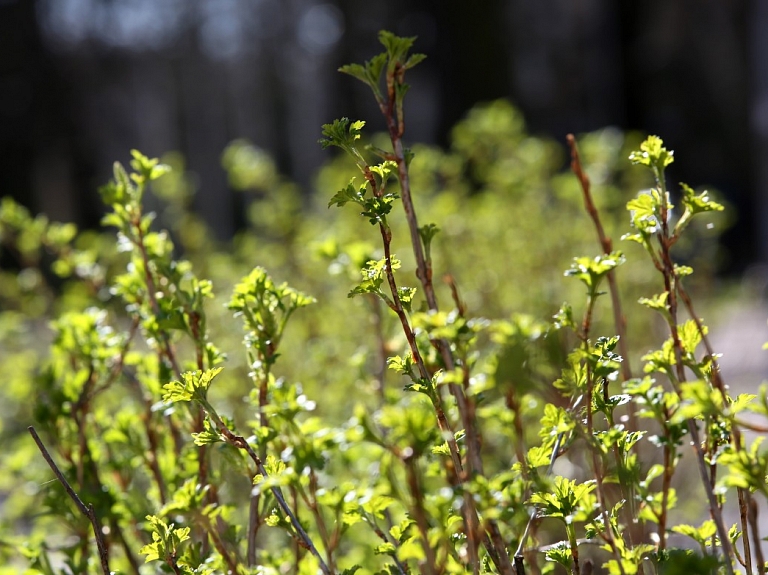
(366, 514, 409, 575)
(658, 433, 673, 551)
(370, 295, 390, 400)
(676, 279, 755, 574)
(734, 419, 768, 433)
(28, 426, 112, 575)
(652, 172, 735, 574)
(405, 456, 439, 575)
(748, 496, 765, 575)
(514, 554, 527, 575)
(378, 223, 463, 473)
(566, 135, 634, 389)
(200, 404, 331, 575)
(579, 292, 626, 575)
(739, 488, 754, 575)
(247, 494, 261, 565)
(382, 66, 514, 575)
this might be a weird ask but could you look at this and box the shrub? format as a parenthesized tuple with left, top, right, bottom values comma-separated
(0, 30, 762, 575)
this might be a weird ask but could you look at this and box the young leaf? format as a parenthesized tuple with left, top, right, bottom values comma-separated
(564, 251, 625, 294)
(163, 367, 224, 403)
(629, 135, 674, 170)
(328, 180, 366, 209)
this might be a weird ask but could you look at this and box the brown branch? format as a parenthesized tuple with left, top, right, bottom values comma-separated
(370, 295, 389, 400)
(405, 456, 439, 575)
(748, 497, 765, 575)
(197, 510, 240, 573)
(739, 488, 754, 575)
(377, 222, 464, 477)
(734, 419, 768, 433)
(376, 219, 516, 574)
(514, 553, 527, 575)
(110, 514, 141, 574)
(676, 280, 755, 573)
(658, 436, 674, 551)
(247, 494, 261, 565)
(201, 405, 331, 575)
(566, 135, 634, 391)
(366, 516, 409, 575)
(307, 470, 337, 571)
(653, 177, 735, 574)
(568, 137, 643, 555)
(380, 69, 514, 575)
(28, 426, 112, 575)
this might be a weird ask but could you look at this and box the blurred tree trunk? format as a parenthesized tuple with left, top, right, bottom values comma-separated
(0, 0, 88, 225)
(750, 0, 768, 265)
(3, 0, 760, 271)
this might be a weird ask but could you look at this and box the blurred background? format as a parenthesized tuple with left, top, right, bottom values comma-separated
(0, 0, 766, 274)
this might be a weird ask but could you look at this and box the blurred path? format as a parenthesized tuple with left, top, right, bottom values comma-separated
(711, 301, 768, 394)
(710, 297, 768, 569)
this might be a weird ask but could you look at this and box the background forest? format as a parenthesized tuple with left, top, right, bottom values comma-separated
(1, 0, 767, 272)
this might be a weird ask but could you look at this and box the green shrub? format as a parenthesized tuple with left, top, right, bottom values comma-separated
(0, 30, 762, 575)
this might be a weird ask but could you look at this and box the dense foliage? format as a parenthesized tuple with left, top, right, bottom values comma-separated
(0, 31, 763, 575)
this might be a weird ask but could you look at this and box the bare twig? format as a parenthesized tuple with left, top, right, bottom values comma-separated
(377, 221, 465, 477)
(748, 497, 765, 575)
(196, 510, 240, 573)
(370, 295, 390, 400)
(514, 553, 527, 575)
(247, 495, 261, 565)
(739, 488, 754, 575)
(28, 426, 112, 575)
(405, 456, 439, 575)
(566, 135, 634, 390)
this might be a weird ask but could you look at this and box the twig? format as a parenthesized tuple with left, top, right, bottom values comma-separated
(370, 295, 389, 400)
(197, 510, 240, 573)
(734, 419, 768, 433)
(658, 429, 673, 551)
(566, 135, 634, 393)
(377, 221, 465, 477)
(515, 393, 584, 566)
(28, 426, 112, 575)
(247, 495, 261, 565)
(579, 292, 626, 575)
(382, 63, 514, 575)
(748, 497, 765, 575)
(514, 553, 527, 575)
(371, 177, 515, 574)
(366, 514, 409, 575)
(568, 135, 645, 569)
(133, 219, 183, 380)
(110, 516, 141, 574)
(739, 488, 754, 575)
(528, 538, 602, 554)
(676, 281, 755, 573)
(515, 425, 566, 558)
(651, 170, 735, 574)
(199, 403, 332, 575)
(405, 456, 439, 575)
